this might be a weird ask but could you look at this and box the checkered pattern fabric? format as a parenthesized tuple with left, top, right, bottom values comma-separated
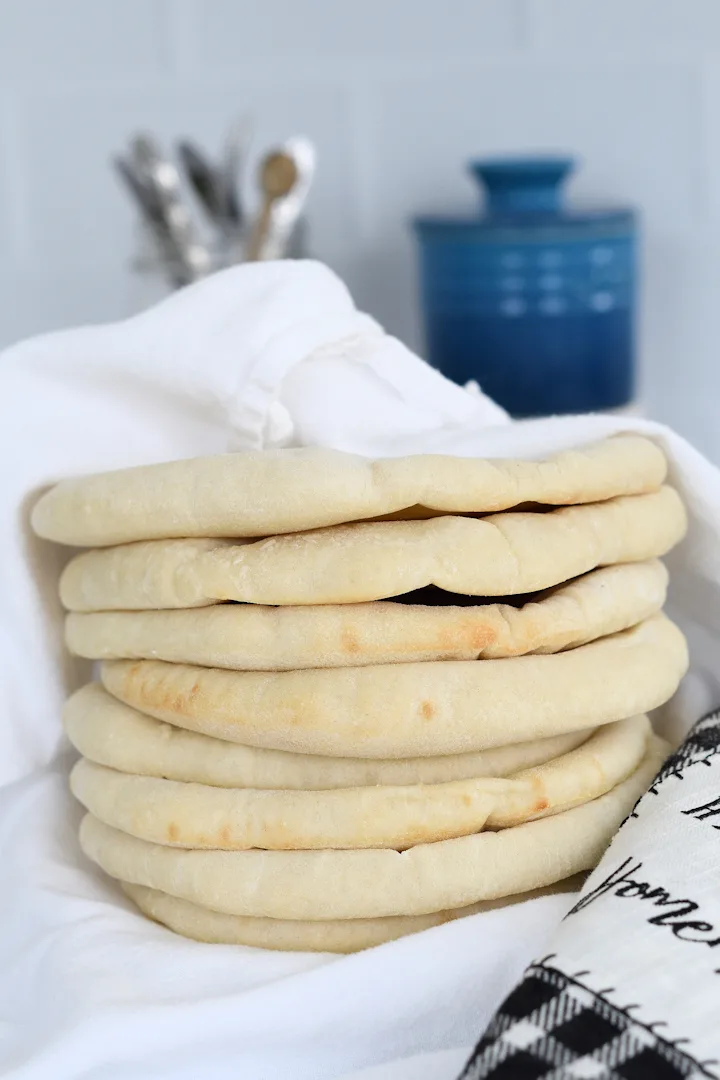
(459, 961, 713, 1079)
(651, 709, 720, 791)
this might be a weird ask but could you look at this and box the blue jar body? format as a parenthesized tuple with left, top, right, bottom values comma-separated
(414, 159, 637, 417)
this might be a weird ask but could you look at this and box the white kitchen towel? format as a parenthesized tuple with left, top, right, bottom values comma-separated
(1, 259, 719, 1080)
(459, 709, 720, 1080)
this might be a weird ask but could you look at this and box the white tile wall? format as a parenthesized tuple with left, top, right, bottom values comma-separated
(175, 0, 519, 66)
(0, 0, 169, 81)
(528, 0, 720, 50)
(0, 0, 719, 456)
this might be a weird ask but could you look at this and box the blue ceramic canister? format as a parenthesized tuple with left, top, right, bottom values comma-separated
(413, 157, 636, 417)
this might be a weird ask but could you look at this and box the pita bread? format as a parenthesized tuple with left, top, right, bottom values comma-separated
(32, 435, 666, 547)
(69, 716, 649, 850)
(59, 487, 685, 611)
(71, 760, 511, 850)
(121, 877, 585, 952)
(100, 615, 687, 757)
(65, 560, 668, 670)
(486, 714, 649, 828)
(64, 684, 594, 789)
(78, 736, 667, 920)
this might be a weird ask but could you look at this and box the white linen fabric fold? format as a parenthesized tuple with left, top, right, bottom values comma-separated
(1, 260, 719, 1079)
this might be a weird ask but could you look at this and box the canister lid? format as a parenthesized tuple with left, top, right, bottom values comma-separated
(413, 155, 634, 240)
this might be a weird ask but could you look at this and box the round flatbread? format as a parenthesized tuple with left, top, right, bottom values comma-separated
(69, 716, 649, 850)
(78, 736, 667, 920)
(59, 487, 685, 611)
(486, 714, 649, 828)
(64, 684, 595, 789)
(65, 560, 668, 670)
(121, 877, 585, 953)
(100, 615, 687, 758)
(71, 761, 511, 850)
(32, 435, 666, 547)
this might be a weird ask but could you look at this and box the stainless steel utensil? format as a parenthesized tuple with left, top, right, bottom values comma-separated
(128, 132, 210, 282)
(115, 115, 311, 291)
(176, 139, 228, 227)
(114, 155, 194, 288)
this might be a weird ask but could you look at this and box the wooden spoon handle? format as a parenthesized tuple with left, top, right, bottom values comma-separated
(245, 194, 275, 261)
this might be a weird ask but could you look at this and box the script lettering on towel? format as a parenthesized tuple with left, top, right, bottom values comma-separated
(569, 856, 720, 950)
(683, 795, 720, 826)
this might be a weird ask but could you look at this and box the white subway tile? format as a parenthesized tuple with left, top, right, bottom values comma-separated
(528, 0, 720, 50)
(640, 230, 720, 459)
(0, 263, 131, 348)
(699, 63, 720, 224)
(0, 0, 169, 82)
(178, 0, 520, 70)
(0, 98, 20, 258)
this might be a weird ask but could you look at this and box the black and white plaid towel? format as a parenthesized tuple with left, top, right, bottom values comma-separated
(458, 710, 720, 1080)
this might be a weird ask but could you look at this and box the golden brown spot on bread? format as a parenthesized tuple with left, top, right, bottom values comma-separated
(468, 624, 497, 650)
(434, 622, 495, 652)
(167, 822, 179, 842)
(340, 628, 360, 653)
(219, 825, 231, 844)
(420, 700, 435, 721)
(398, 819, 483, 847)
(135, 671, 201, 717)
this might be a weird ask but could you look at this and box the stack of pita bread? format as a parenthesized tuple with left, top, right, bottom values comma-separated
(32, 434, 689, 953)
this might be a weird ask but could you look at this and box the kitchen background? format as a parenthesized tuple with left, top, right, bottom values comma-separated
(1, 0, 718, 455)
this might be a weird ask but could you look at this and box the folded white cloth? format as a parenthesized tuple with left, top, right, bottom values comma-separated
(1, 260, 719, 1080)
